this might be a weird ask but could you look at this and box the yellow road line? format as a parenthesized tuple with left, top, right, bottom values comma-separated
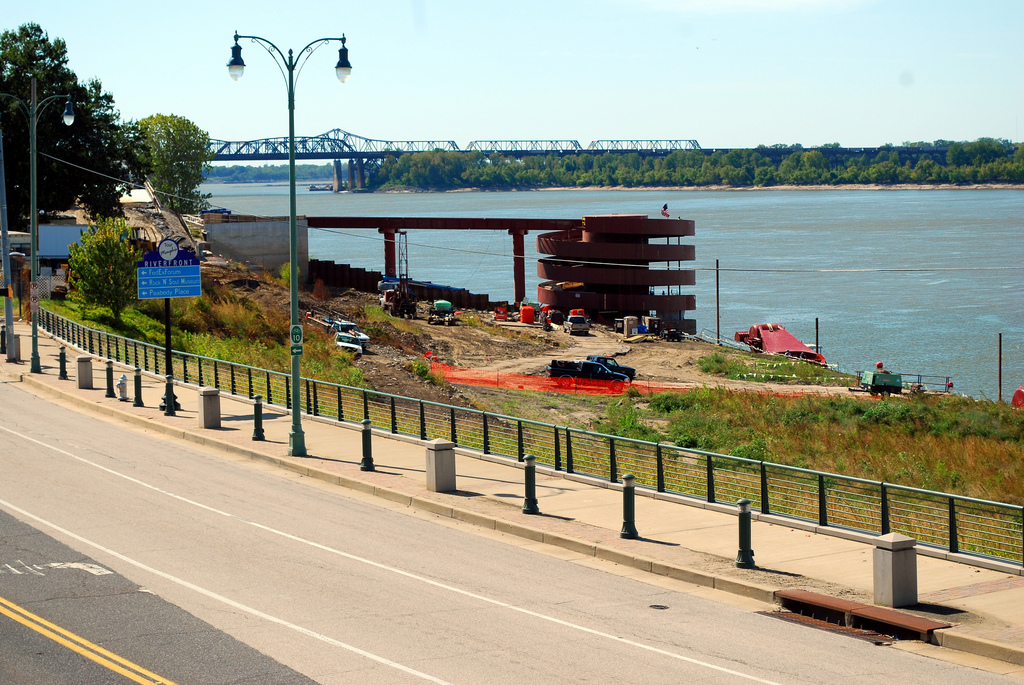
(0, 595, 179, 685)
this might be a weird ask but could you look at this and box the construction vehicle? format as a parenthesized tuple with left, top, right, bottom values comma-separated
(428, 300, 457, 326)
(850, 363, 903, 395)
(378, 230, 417, 318)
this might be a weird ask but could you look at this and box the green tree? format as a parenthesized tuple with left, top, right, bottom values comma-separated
(0, 23, 148, 224)
(67, 217, 141, 322)
(138, 113, 215, 213)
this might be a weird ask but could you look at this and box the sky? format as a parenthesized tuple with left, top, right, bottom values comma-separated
(3, 0, 1022, 155)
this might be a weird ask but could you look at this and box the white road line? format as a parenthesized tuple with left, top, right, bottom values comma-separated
(0, 497, 452, 685)
(0, 424, 784, 685)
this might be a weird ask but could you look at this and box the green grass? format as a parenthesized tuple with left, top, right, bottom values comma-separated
(698, 350, 855, 386)
(43, 282, 364, 388)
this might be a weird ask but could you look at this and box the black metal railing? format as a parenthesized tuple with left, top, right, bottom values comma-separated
(41, 310, 1023, 567)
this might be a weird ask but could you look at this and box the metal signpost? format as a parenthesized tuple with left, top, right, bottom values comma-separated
(137, 239, 201, 408)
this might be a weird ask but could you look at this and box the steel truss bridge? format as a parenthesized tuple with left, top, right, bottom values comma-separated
(208, 128, 702, 162)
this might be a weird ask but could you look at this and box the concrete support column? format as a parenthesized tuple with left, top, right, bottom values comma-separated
(356, 158, 365, 190)
(509, 229, 527, 304)
(347, 161, 356, 191)
(873, 533, 918, 607)
(380, 228, 397, 277)
(332, 160, 343, 193)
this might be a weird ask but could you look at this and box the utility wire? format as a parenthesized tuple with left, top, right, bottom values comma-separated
(34, 152, 1024, 275)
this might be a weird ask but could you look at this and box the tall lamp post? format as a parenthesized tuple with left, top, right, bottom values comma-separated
(0, 77, 74, 373)
(226, 31, 352, 456)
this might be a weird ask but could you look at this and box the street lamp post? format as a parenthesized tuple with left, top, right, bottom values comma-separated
(227, 31, 352, 457)
(0, 76, 74, 373)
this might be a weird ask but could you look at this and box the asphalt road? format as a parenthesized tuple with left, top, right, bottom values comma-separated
(0, 378, 1017, 684)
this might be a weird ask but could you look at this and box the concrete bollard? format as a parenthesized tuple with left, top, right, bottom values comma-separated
(522, 454, 540, 515)
(620, 474, 639, 539)
(360, 419, 375, 471)
(252, 395, 265, 441)
(198, 387, 221, 429)
(873, 533, 918, 607)
(76, 355, 93, 389)
(425, 439, 456, 493)
(735, 499, 755, 568)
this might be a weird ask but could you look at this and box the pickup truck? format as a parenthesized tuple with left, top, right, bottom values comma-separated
(585, 355, 636, 380)
(563, 315, 590, 336)
(547, 359, 631, 390)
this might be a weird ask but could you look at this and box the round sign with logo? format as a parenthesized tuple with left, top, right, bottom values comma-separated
(290, 324, 303, 356)
(158, 238, 179, 262)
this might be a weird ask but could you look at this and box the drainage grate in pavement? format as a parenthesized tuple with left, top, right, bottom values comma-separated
(759, 610, 895, 645)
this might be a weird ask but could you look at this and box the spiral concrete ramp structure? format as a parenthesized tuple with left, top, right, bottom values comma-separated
(537, 214, 696, 332)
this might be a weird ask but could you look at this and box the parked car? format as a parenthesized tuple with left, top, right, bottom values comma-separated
(563, 315, 590, 336)
(330, 320, 370, 348)
(335, 332, 363, 357)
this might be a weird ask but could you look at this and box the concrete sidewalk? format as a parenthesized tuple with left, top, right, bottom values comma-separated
(3, 321, 1024, 677)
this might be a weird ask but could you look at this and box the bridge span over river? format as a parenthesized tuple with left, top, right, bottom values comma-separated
(208, 128, 702, 189)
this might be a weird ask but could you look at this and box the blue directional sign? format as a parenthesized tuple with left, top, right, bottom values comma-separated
(137, 240, 202, 300)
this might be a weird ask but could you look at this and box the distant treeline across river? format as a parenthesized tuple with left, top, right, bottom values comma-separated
(206, 137, 1023, 189)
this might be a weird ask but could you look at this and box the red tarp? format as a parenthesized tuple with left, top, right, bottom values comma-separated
(735, 323, 826, 365)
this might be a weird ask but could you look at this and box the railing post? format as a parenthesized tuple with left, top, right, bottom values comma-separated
(620, 474, 638, 539)
(133, 368, 144, 407)
(553, 425, 561, 471)
(517, 421, 524, 462)
(363, 391, 369, 421)
(390, 396, 397, 434)
(565, 428, 574, 473)
(482, 414, 490, 454)
(183, 358, 190, 385)
(609, 437, 617, 483)
(522, 454, 540, 515)
(285, 377, 290, 409)
(312, 382, 319, 416)
(265, 371, 272, 405)
(818, 473, 828, 526)
(948, 498, 959, 554)
(304, 380, 311, 415)
(230, 365, 236, 395)
(656, 443, 665, 492)
(247, 368, 253, 398)
(706, 454, 716, 503)
(143, 345, 149, 372)
(760, 462, 769, 514)
(252, 395, 265, 441)
(419, 401, 426, 440)
(450, 406, 457, 444)
(881, 483, 890, 535)
(214, 361, 220, 389)
(360, 419, 375, 471)
(337, 387, 344, 422)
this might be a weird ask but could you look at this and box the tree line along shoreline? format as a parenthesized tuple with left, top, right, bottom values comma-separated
(205, 138, 1024, 190)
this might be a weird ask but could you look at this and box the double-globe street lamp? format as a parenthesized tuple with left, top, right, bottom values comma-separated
(226, 32, 352, 456)
(0, 77, 74, 373)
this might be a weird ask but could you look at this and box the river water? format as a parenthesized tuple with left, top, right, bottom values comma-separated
(203, 183, 1023, 400)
